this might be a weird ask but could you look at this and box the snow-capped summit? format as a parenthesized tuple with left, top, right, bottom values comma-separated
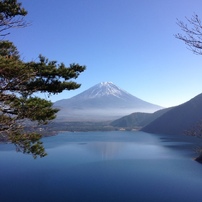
(84, 82, 129, 99)
(54, 82, 163, 121)
(100, 81, 113, 85)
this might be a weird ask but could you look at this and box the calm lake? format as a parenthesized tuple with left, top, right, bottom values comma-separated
(1, 131, 202, 202)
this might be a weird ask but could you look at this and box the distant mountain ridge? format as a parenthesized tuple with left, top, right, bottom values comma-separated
(111, 107, 172, 129)
(141, 93, 202, 135)
(54, 82, 163, 121)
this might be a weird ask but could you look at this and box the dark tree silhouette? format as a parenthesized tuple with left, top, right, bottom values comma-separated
(175, 14, 202, 55)
(0, 1, 86, 158)
(0, 0, 28, 37)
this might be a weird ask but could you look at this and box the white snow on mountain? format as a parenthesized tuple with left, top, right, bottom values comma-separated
(53, 82, 163, 121)
(84, 82, 130, 99)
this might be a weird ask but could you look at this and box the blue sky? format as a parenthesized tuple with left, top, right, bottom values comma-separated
(7, 0, 202, 107)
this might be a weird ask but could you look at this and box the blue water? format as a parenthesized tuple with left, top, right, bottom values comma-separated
(0, 131, 202, 202)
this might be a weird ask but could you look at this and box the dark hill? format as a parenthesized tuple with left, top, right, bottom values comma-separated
(111, 108, 171, 129)
(141, 93, 202, 135)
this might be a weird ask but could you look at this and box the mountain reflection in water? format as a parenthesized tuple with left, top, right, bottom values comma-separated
(1, 131, 202, 202)
(86, 142, 125, 160)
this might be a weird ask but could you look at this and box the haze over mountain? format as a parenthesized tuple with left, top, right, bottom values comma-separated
(141, 93, 202, 135)
(54, 82, 163, 121)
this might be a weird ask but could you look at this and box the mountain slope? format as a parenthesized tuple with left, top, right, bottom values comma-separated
(141, 93, 202, 135)
(54, 82, 163, 121)
(110, 107, 172, 129)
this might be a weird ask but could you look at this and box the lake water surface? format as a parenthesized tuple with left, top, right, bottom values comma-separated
(1, 131, 202, 202)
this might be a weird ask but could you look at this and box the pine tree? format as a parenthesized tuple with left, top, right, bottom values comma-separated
(0, 1, 86, 158)
(0, 0, 27, 37)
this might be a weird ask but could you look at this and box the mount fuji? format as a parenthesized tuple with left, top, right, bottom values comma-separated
(54, 82, 163, 121)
